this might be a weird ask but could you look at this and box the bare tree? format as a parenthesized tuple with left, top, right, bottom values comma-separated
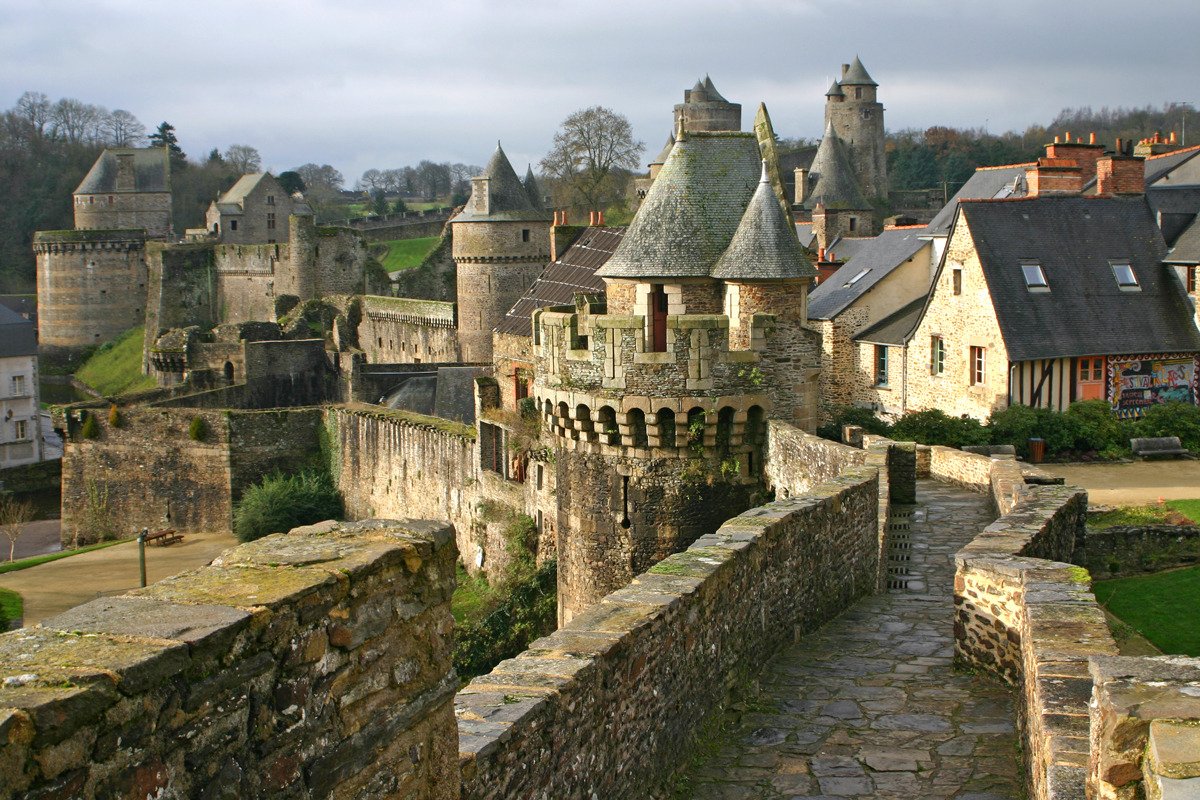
(540, 106, 643, 210)
(0, 495, 33, 562)
(104, 109, 145, 146)
(50, 97, 103, 144)
(223, 144, 262, 173)
(358, 168, 385, 193)
(14, 91, 51, 139)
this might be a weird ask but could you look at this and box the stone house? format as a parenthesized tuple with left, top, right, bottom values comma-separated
(893, 155, 1200, 420)
(0, 305, 42, 467)
(72, 147, 172, 239)
(806, 226, 935, 417)
(205, 173, 307, 244)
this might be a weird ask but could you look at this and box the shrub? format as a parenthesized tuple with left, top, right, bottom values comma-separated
(107, 404, 121, 428)
(188, 416, 207, 442)
(891, 409, 988, 448)
(817, 405, 891, 441)
(1134, 402, 1200, 451)
(454, 561, 557, 680)
(233, 469, 343, 543)
(1065, 400, 1124, 453)
(987, 404, 1040, 456)
(80, 413, 99, 440)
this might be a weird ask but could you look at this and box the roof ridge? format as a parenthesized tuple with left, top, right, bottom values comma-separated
(975, 161, 1037, 171)
(1145, 143, 1200, 160)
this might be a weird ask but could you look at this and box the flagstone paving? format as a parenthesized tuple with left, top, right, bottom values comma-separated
(680, 481, 1023, 799)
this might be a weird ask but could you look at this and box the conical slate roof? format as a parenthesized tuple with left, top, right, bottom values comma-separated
(703, 75, 729, 103)
(650, 133, 676, 166)
(825, 80, 844, 98)
(804, 123, 870, 211)
(597, 131, 761, 279)
(841, 56, 877, 87)
(452, 143, 551, 222)
(523, 165, 543, 210)
(712, 162, 816, 280)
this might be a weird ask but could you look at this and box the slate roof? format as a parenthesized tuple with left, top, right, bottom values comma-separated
(804, 123, 870, 211)
(855, 297, 925, 345)
(841, 57, 877, 87)
(712, 163, 816, 281)
(0, 305, 37, 358)
(795, 223, 815, 248)
(452, 143, 552, 223)
(703, 75, 729, 103)
(1144, 145, 1200, 185)
(1166, 215, 1200, 264)
(926, 163, 1032, 235)
(808, 228, 927, 320)
(597, 132, 761, 279)
(522, 166, 543, 210)
(1146, 185, 1200, 245)
(958, 195, 1200, 360)
(496, 227, 624, 336)
(75, 148, 169, 194)
(650, 133, 676, 167)
(825, 80, 845, 98)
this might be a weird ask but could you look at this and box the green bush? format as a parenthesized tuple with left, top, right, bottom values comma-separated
(80, 413, 99, 440)
(454, 561, 557, 680)
(233, 470, 343, 543)
(188, 416, 207, 442)
(817, 405, 891, 441)
(1065, 400, 1125, 452)
(1134, 402, 1200, 451)
(987, 404, 1082, 458)
(891, 409, 988, 448)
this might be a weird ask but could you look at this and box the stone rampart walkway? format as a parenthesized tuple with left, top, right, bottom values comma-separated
(680, 481, 1022, 799)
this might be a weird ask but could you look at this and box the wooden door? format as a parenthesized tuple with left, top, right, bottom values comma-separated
(650, 285, 668, 352)
(1077, 356, 1106, 401)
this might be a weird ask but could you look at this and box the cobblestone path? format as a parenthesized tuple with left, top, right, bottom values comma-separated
(681, 481, 1023, 799)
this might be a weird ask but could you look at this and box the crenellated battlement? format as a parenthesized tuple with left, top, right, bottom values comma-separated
(32, 229, 146, 253)
(533, 303, 775, 398)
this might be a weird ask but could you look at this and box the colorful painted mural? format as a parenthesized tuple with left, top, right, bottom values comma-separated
(1108, 354, 1199, 417)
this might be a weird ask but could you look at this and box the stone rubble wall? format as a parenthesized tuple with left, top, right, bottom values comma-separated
(0, 519, 459, 800)
(765, 420, 867, 496)
(1072, 524, 1200, 579)
(458, 443, 891, 799)
(937, 447, 1200, 800)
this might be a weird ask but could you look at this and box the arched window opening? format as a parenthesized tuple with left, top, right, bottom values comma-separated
(686, 407, 706, 453)
(597, 406, 618, 445)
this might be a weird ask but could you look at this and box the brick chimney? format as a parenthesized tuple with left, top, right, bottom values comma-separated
(1026, 158, 1083, 197)
(1045, 136, 1105, 188)
(1096, 154, 1145, 196)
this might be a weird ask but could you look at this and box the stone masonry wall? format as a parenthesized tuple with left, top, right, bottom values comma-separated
(0, 518, 459, 800)
(458, 464, 883, 800)
(60, 407, 322, 545)
(358, 296, 459, 364)
(765, 419, 867, 496)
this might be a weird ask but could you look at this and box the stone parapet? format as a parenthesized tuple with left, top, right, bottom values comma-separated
(457, 464, 883, 799)
(0, 519, 459, 800)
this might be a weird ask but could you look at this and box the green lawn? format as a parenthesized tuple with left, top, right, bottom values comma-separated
(1094, 566, 1200, 655)
(1167, 499, 1200, 523)
(74, 327, 156, 396)
(0, 538, 129, 575)
(0, 587, 23, 625)
(1090, 501, 1199, 529)
(379, 237, 439, 272)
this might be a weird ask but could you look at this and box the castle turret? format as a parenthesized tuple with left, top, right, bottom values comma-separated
(805, 122, 876, 249)
(522, 165, 544, 210)
(451, 143, 553, 363)
(673, 75, 741, 133)
(72, 148, 172, 239)
(823, 57, 888, 200)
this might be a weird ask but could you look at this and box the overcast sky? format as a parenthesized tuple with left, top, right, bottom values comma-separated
(4, 0, 1198, 184)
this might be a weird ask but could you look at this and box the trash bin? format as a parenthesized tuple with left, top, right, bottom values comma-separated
(1027, 437, 1046, 464)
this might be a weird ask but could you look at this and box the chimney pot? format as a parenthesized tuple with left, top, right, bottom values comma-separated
(841, 64, 850, 77)
(1171, 131, 1178, 144)
(598, 210, 605, 225)
(1090, 132, 1096, 144)
(1054, 135, 1060, 144)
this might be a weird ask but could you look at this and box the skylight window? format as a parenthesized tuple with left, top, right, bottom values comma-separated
(845, 268, 871, 287)
(1111, 263, 1139, 289)
(1021, 263, 1048, 290)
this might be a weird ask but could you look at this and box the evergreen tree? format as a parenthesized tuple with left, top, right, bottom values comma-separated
(148, 121, 187, 171)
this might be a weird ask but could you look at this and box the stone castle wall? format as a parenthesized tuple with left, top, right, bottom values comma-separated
(34, 230, 149, 353)
(74, 190, 171, 239)
(358, 296, 459, 364)
(0, 518, 459, 800)
(455, 260, 544, 364)
(459, 454, 885, 800)
(937, 447, 1200, 799)
(60, 406, 323, 545)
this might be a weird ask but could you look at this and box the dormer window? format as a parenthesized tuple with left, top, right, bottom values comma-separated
(845, 268, 870, 287)
(1111, 262, 1139, 290)
(1021, 263, 1049, 291)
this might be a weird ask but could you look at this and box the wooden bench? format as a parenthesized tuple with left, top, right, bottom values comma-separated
(144, 528, 184, 546)
(1130, 436, 1189, 459)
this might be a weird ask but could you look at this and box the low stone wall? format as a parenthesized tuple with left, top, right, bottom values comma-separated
(0, 518, 459, 800)
(457, 464, 883, 799)
(928, 444, 995, 491)
(1073, 524, 1200, 579)
(765, 420, 866, 496)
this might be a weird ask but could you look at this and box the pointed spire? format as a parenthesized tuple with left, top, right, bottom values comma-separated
(841, 56, 877, 87)
(805, 123, 870, 211)
(650, 132, 676, 167)
(452, 139, 552, 222)
(523, 164, 543, 210)
(712, 159, 816, 281)
(702, 75, 729, 103)
(825, 79, 844, 98)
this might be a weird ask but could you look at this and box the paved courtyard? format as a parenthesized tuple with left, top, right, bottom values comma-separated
(1038, 459, 1200, 505)
(680, 482, 1022, 799)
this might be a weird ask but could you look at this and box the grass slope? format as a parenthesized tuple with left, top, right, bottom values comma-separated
(75, 327, 156, 397)
(1090, 500, 1200, 529)
(1094, 565, 1200, 656)
(379, 237, 439, 272)
(0, 539, 129, 575)
(0, 588, 21, 624)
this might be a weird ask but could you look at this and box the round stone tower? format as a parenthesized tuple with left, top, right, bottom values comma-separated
(673, 76, 741, 133)
(823, 57, 888, 200)
(451, 144, 552, 364)
(535, 133, 819, 623)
